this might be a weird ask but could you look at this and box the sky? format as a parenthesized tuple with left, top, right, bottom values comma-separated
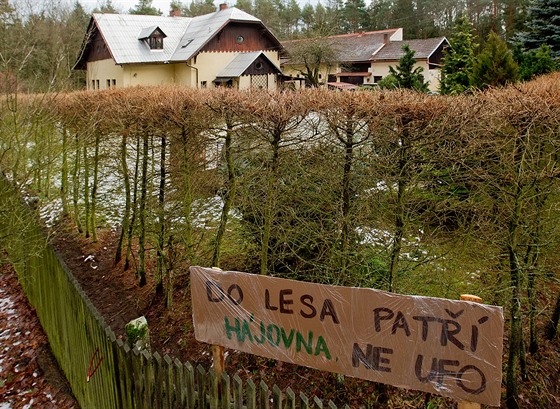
(77, 0, 321, 15)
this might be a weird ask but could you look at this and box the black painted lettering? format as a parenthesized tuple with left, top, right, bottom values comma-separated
(373, 307, 394, 332)
(227, 284, 243, 305)
(265, 289, 278, 311)
(320, 299, 340, 324)
(352, 343, 393, 372)
(279, 289, 294, 314)
(391, 311, 410, 336)
(300, 294, 316, 319)
(206, 280, 225, 302)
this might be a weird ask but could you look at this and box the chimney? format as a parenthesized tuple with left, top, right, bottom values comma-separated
(383, 33, 389, 44)
(170, 7, 181, 17)
(219, 3, 228, 11)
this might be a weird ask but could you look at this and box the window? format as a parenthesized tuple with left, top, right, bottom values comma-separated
(106, 79, 111, 88)
(96, 79, 100, 89)
(201, 81, 207, 88)
(91, 80, 95, 90)
(373, 76, 383, 83)
(148, 36, 163, 50)
(112, 79, 116, 87)
(236, 35, 244, 44)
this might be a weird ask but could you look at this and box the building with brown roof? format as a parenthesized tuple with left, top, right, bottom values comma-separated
(281, 30, 448, 92)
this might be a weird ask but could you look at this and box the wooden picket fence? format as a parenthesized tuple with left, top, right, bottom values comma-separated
(0, 177, 349, 409)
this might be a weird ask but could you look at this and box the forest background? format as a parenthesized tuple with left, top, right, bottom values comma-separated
(2, 0, 560, 93)
(1, 0, 560, 408)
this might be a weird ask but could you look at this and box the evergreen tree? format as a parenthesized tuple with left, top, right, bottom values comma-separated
(440, 16, 478, 95)
(367, 0, 393, 31)
(301, 3, 314, 32)
(130, 0, 162, 15)
(185, 0, 215, 17)
(515, 44, 558, 81)
(471, 31, 519, 89)
(514, 0, 560, 57)
(343, 0, 368, 33)
(392, 0, 416, 39)
(94, 0, 118, 13)
(235, 0, 253, 14)
(381, 44, 429, 92)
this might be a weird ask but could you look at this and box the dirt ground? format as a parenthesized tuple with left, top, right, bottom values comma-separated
(47, 223, 560, 408)
(0, 261, 79, 409)
(49, 225, 395, 407)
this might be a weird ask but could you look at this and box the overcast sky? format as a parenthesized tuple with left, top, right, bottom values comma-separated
(76, 0, 320, 15)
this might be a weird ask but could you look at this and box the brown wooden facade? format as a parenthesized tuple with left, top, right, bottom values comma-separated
(203, 22, 281, 53)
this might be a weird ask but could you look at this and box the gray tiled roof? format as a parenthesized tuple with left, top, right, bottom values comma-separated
(216, 51, 281, 77)
(371, 37, 447, 61)
(283, 29, 400, 63)
(92, 7, 263, 65)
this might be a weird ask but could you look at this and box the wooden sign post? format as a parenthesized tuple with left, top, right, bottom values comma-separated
(211, 267, 225, 379)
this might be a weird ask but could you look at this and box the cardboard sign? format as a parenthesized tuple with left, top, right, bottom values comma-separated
(190, 266, 504, 406)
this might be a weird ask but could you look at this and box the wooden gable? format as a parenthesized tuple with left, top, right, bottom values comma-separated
(428, 40, 447, 69)
(242, 54, 280, 76)
(202, 22, 281, 53)
(75, 22, 112, 69)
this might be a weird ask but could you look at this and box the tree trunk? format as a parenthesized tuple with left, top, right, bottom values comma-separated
(340, 120, 354, 283)
(388, 125, 411, 293)
(72, 133, 82, 233)
(181, 126, 195, 263)
(60, 126, 69, 217)
(90, 131, 100, 242)
(212, 118, 236, 268)
(137, 132, 149, 287)
(115, 133, 130, 264)
(505, 184, 523, 409)
(546, 291, 560, 340)
(156, 135, 166, 295)
(125, 136, 141, 271)
(83, 144, 90, 238)
(260, 132, 281, 276)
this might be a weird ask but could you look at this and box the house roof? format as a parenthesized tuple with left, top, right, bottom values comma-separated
(216, 51, 281, 78)
(170, 7, 265, 63)
(80, 7, 275, 66)
(371, 37, 447, 61)
(138, 26, 166, 40)
(282, 29, 403, 64)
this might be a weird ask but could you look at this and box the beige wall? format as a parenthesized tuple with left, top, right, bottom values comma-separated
(369, 60, 440, 92)
(121, 63, 175, 87)
(86, 59, 124, 90)
(282, 63, 338, 88)
(195, 50, 280, 89)
(87, 51, 280, 90)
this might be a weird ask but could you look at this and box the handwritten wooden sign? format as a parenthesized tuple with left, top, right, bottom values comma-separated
(190, 266, 504, 406)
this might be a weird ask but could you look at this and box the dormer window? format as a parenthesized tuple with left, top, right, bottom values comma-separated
(148, 35, 164, 50)
(138, 26, 167, 50)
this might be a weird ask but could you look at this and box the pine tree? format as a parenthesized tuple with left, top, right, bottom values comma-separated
(514, 0, 560, 58)
(439, 16, 478, 95)
(382, 44, 429, 92)
(129, 0, 162, 15)
(343, 0, 368, 33)
(471, 31, 519, 89)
